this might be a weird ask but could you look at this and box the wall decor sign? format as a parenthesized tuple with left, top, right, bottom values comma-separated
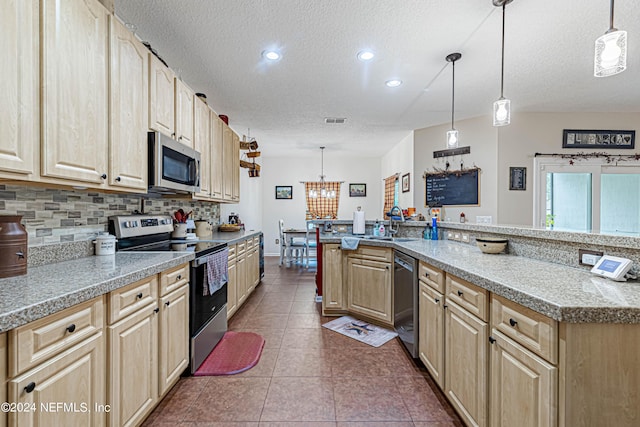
(275, 186, 292, 199)
(509, 167, 526, 191)
(402, 173, 410, 192)
(349, 183, 366, 197)
(562, 129, 635, 149)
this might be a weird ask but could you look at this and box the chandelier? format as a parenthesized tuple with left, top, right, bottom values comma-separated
(309, 146, 336, 199)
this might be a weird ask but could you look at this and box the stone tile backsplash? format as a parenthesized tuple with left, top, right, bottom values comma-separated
(0, 184, 220, 246)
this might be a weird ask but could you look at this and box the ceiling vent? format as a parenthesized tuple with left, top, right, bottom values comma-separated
(324, 117, 346, 124)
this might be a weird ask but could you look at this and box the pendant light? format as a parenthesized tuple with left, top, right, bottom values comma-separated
(493, 0, 512, 127)
(309, 147, 336, 199)
(594, 0, 627, 77)
(445, 53, 462, 148)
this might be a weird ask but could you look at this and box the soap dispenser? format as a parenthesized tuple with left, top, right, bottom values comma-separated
(373, 220, 380, 237)
(379, 222, 385, 237)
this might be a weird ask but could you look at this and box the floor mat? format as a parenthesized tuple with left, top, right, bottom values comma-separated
(322, 315, 398, 347)
(193, 331, 265, 376)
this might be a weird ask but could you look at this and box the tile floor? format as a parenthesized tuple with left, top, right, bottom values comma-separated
(143, 257, 463, 427)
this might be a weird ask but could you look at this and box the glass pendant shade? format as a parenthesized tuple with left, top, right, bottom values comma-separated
(493, 98, 511, 126)
(446, 130, 459, 148)
(594, 30, 627, 77)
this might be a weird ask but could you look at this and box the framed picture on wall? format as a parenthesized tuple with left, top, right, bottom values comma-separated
(402, 173, 410, 192)
(275, 186, 292, 199)
(349, 183, 366, 197)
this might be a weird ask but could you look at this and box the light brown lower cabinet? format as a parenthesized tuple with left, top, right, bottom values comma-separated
(489, 330, 557, 427)
(8, 332, 105, 427)
(346, 257, 393, 324)
(108, 298, 158, 427)
(227, 245, 238, 319)
(0, 333, 5, 427)
(418, 280, 445, 389)
(158, 284, 189, 396)
(445, 299, 488, 427)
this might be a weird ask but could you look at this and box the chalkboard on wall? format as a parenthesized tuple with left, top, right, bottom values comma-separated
(425, 169, 479, 206)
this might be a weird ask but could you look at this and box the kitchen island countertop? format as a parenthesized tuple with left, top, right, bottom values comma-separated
(320, 234, 640, 323)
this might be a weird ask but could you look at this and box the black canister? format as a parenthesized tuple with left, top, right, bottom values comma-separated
(0, 215, 27, 278)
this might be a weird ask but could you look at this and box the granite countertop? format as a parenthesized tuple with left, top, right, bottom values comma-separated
(0, 252, 194, 333)
(321, 234, 640, 324)
(197, 229, 262, 245)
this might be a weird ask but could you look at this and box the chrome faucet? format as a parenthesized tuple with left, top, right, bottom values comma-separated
(386, 206, 404, 236)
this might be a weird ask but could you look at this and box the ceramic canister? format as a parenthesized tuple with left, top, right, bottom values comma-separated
(0, 215, 28, 278)
(94, 232, 117, 256)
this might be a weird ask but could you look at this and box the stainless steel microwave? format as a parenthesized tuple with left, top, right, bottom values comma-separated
(148, 131, 201, 194)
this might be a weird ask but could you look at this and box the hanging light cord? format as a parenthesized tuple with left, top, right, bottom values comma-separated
(451, 60, 455, 129)
(500, 4, 506, 98)
(609, 0, 616, 31)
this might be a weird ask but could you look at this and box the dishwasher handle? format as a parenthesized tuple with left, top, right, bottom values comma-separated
(394, 256, 414, 272)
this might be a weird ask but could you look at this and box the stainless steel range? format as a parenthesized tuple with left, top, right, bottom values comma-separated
(109, 214, 228, 374)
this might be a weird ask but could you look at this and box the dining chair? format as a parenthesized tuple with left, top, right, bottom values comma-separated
(304, 221, 318, 268)
(278, 219, 306, 267)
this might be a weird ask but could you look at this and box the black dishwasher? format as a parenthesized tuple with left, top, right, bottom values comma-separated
(394, 251, 419, 358)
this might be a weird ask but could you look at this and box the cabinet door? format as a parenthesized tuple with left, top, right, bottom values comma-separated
(0, 0, 37, 177)
(347, 258, 392, 324)
(227, 257, 238, 319)
(236, 252, 248, 306)
(253, 246, 260, 287)
(232, 131, 240, 201)
(1, 333, 6, 427)
(194, 97, 211, 197)
(222, 122, 234, 200)
(158, 285, 189, 397)
(210, 113, 224, 199)
(149, 54, 175, 137)
(41, 0, 109, 184)
(109, 17, 148, 191)
(108, 305, 158, 427)
(322, 244, 344, 312)
(8, 332, 105, 427)
(419, 281, 445, 388)
(490, 330, 557, 427)
(445, 300, 488, 427)
(246, 245, 255, 295)
(175, 79, 194, 148)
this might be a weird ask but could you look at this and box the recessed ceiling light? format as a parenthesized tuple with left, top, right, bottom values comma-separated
(357, 50, 375, 61)
(262, 50, 281, 61)
(385, 79, 403, 88)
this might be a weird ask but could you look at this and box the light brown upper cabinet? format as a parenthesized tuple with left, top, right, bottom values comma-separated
(232, 131, 240, 202)
(194, 96, 211, 198)
(149, 54, 175, 138)
(222, 121, 234, 201)
(174, 79, 195, 148)
(210, 113, 224, 200)
(0, 0, 38, 179)
(109, 17, 148, 191)
(41, 0, 110, 185)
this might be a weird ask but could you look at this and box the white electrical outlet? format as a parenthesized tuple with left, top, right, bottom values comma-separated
(275, 238, 279, 244)
(453, 232, 461, 241)
(461, 233, 470, 243)
(446, 231, 454, 240)
(476, 216, 493, 224)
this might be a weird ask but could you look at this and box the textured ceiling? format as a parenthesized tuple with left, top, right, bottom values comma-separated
(114, 0, 640, 158)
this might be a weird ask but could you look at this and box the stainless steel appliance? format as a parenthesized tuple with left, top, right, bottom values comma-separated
(148, 131, 201, 194)
(109, 214, 228, 374)
(394, 251, 419, 358)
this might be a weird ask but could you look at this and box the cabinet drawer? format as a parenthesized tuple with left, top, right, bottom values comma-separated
(228, 243, 237, 259)
(491, 294, 558, 364)
(253, 236, 260, 246)
(237, 241, 246, 255)
(160, 263, 190, 296)
(349, 245, 392, 262)
(9, 297, 104, 377)
(108, 275, 158, 324)
(445, 274, 488, 322)
(419, 261, 445, 293)
(246, 237, 254, 249)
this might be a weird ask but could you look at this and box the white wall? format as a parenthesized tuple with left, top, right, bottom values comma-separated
(413, 116, 498, 222)
(497, 112, 640, 225)
(219, 168, 263, 232)
(381, 132, 414, 214)
(261, 154, 383, 255)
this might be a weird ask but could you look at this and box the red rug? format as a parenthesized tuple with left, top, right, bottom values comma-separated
(193, 331, 265, 376)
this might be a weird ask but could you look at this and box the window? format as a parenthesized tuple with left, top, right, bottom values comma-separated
(534, 157, 640, 234)
(383, 174, 399, 219)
